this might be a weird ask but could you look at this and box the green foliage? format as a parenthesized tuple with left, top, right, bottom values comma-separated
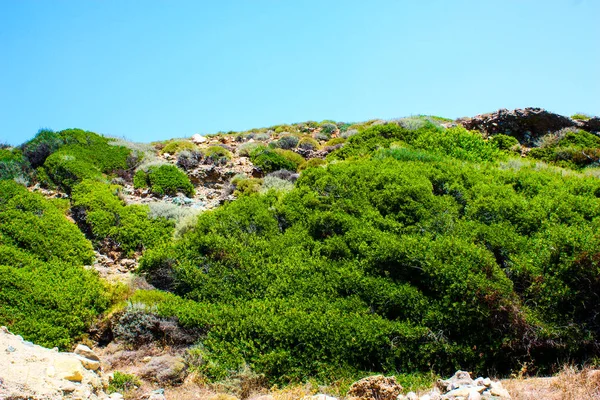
(0, 180, 108, 348)
(38, 129, 131, 192)
(571, 113, 592, 121)
(72, 180, 174, 256)
(134, 165, 194, 197)
(206, 146, 232, 165)
(490, 134, 520, 151)
(138, 152, 600, 383)
(161, 140, 198, 155)
(250, 146, 298, 173)
(272, 135, 300, 150)
(231, 175, 263, 196)
(324, 137, 346, 147)
(0, 181, 94, 265)
(529, 129, 600, 168)
(108, 371, 141, 394)
(300, 158, 327, 170)
(298, 137, 320, 151)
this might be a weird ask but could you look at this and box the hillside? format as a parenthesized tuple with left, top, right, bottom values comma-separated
(1, 108, 600, 399)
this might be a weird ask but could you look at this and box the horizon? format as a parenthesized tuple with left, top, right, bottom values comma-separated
(1, 0, 599, 145)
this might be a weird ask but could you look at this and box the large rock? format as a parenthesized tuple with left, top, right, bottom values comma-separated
(346, 375, 403, 400)
(191, 133, 207, 144)
(0, 326, 107, 399)
(579, 117, 600, 133)
(459, 107, 576, 144)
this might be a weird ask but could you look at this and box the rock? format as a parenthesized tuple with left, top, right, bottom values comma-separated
(192, 133, 207, 144)
(467, 389, 482, 400)
(302, 395, 337, 400)
(347, 375, 403, 400)
(489, 382, 511, 399)
(579, 117, 600, 133)
(53, 356, 84, 381)
(459, 107, 576, 145)
(0, 327, 108, 399)
(406, 392, 418, 400)
(419, 394, 431, 400)
(74, 343, 100, 361)
(438, 371, 474, 392)
(110, 393, 125, 400)
(76, 354, 101, 371)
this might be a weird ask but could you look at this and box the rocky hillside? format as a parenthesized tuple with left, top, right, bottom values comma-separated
(1, 108, 600, 399)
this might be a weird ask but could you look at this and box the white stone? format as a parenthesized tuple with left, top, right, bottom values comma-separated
(406, 392, 418, 400)
(74, 344, 100, 361)
(191, 133, 207, 144)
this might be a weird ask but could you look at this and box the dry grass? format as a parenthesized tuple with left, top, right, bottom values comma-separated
(503, 366, 600, 400)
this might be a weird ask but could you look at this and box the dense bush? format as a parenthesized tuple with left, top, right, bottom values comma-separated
(0, 181, 108, 348)
(72, 180, 174, 256)
(138, 151, 600, 383)
(249, 146, 298, 173)
(177, 149, 204, 170)
(37, 129, 131, 192)
(134, 165, 194, 197)
(205, 146, 232, 165)
(529, 129, 600, 168)
(160, 140, 198, 155)
(272, 135, 300, 150)
(298, 137, 320, 151)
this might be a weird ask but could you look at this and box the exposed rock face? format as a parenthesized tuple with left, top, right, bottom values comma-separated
(346, 375, 403, 400)
(0, 327, 108, 399)
(459, 107, 576, 144)
(579, 117, 600, 133)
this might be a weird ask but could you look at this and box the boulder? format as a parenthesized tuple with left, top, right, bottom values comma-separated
(74, 343, 100, 361)
(346, 375, 403, 400)
(579, 117, 600, 133)
(192, 134, 207, 144)
(459, 107, 576, 144)
(52, 356, 84, 382)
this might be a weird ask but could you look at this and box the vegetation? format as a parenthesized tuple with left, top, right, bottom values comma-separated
(138, 135, 600, 384)
(0, 181, 108, 348)
(134, 164, 195, 197)
(2, 111, 600, 388)
(72, 180, 174, 256)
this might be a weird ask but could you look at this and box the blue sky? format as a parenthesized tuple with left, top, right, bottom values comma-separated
(1, 0, 598, 145)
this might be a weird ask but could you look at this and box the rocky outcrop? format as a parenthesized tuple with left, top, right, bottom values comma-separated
(0, 327, 108, 399)
(459, 108, 576, 144)
(579, 117, 600, 133)
(397, 370, 511, 400)
(346, 375, 403, 400)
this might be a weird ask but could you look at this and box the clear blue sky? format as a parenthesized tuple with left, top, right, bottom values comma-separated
(1, 0, 598, 145)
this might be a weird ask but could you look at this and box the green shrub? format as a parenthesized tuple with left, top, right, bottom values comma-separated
(250, 146, 298, 173)
(273, 149, 305, 171)
(135, 165, 194, 197)
(161, 140, 198, 155)
(21, 129, 62, 168)
(273, 135, 300, 150)
(72, 180, 174, 256)
(138, 154, 600, 383)
(320, 123, 337, 135)
(571, 113, 592, 121)
(0, 180, 108, 349)
(298, 137, 320, 151)
(205, 146, 232, 165)
(108, 371, 141, 394)
(38, 129, 131, 192)
(299, 158, 327, 170)
(490, 134, 520, 151)
(231, 176, 263, 196)
(324, 137, 346, 147)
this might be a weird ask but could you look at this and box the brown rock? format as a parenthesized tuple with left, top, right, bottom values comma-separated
(347, 375, 403, 400)
(459, 107, 576, 145)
